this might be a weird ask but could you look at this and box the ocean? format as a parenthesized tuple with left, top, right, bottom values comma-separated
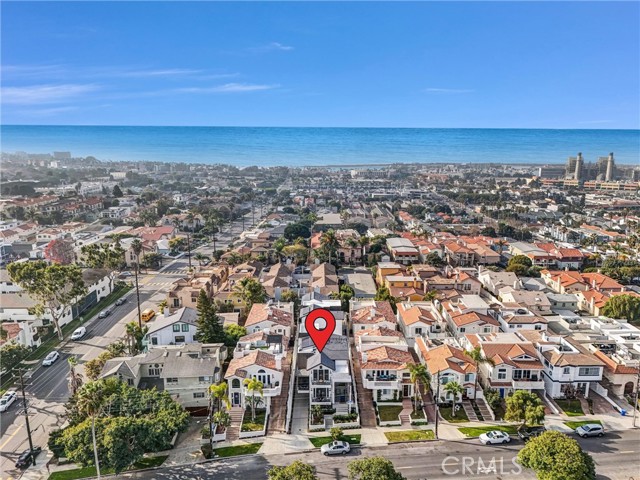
(1, 125, 639, 167)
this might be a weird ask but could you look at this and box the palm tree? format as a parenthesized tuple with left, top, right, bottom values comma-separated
(443, 381, 464, 417)
(233, 277, 267, 313)
(67, 357, 83, 396)
(125, 321, 138, 355)
(320, 229, 339, 265)
(210, 382, 231, 412)
(423, 290, 438, 302)
(131, 239, 143, 328)
(495, 239, 507, 254)
(408, 364, 431, 412)
(466, 346, 495, 400)
(194, 252, 209, 267)
(76, 382, 105, 479)
(243, 378, 264, 422)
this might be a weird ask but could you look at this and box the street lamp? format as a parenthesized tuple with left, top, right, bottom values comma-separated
(15, 362, 39, 466)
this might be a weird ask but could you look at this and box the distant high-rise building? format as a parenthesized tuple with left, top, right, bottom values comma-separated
(605, 152, 615, 181)
(574, 152, 584, 181)
(566, 155, 578, 178)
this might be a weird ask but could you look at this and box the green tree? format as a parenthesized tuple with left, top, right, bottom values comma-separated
(223, 324, 247, 347)
(330, 426, 343, 441)
(280, 290, 301, 320)
(8, 261, 87, 340)
(195, 289, 225, 344)
(84, 341, 127, 381)
(233, 277, 267, 313)
(407, 364, 430, 411)
(193, 252, 209, 266)
(0, 342, 30, 372)
(508, 255, 533, 268)
(601, 294, 640, 324)
(112, 185, 123, 198)
(423, 290, 438, 302)
(131, 239, 143, 328)
(243, 377, 264, 422)
(124, 321, 148, 355)
(283, 223, 311, 241)
(209, 382, 231, 412)
(76, 381, 106, 479)
(506, 263, 530, 276)
(443, 381, 464, 416)
(320, 229, 339, 265)
(517, 431, 596, 480)
(268, 461, 318, 480)
(467, 346, 495, 400)
(504, 390, 545, 428)
(424, 252, 445, 268)
(347, 456, 406, 480)
(330, 284, 355, 312)
(81, 241, 126, 293)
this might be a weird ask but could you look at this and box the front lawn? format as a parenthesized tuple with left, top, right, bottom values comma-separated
(555, 399, 584, 417)
(309, 434, 361, 448)
(213, 443, 263, 458)
(458, 425, 521, 438)
(241, 409, 267, 431)
(48, 455, 167, 480)
(564, 420, 602, 430)
(385, 430, 435, 443)
(410, 408, 426, 419)
(439, 405, 469, 423)
(377, 405, 403, 422)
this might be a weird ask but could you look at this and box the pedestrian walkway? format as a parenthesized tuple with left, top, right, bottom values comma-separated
(462, 400, 478, 421)
(227, 407, 244, 441)
(350, 342, 376, 427)
(399, 398, 413, 425)
(268, 351, 291, 434)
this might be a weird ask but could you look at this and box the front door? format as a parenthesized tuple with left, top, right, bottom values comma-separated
(403, 384, 411, 398)
(233, 392, 240, 406)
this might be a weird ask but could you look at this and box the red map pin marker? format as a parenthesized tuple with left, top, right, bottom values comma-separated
(305, 308, 336, 353)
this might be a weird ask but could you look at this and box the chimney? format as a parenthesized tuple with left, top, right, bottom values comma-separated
(275, 355, 282, 370)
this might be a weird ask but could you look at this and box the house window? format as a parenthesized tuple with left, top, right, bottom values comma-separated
(127, 378, 134, 386)
(232, 379, 241, 388)
(149, 365, 161, 376)
(166, 377, 178, 383)
(578, 367, 599, 377)
(173, 324, 181, 332)
(174, 336, 185, 343)
(563, 367, 570, 375)
(509, 325, 515, 329)
(464, 374, 472, 382)
(182, 324, 189, 332)
(414, 328, 423, 335)
(497, 369, 507, 380)
(173, 299, 180, 308)
(199, 376, 209, 383)
(459, 327, 465, 333)
(193, 392, 205, 398)
(483, 327, 491, 333)
(535, 324, 542, 330)
(151, 337, 158, 345)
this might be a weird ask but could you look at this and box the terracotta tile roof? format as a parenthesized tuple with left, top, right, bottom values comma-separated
(351, 301, 397, 325)
(593, 350, 639, 375)
(0, 323, 22, 345)
(224, 350, 278, 379)
(481, 343, 544, 369)
(421, 342, 477, 375)
(245, 304, 293, 328)
(355, 326, 403, 339)
(579, 289, 610, 309)
(397, 303, 438, 326)
(389, 286, 421, 299)
(361, 346, 415, 370)
(450, 311, 499, 327)
(580, 272, 623, 291)
(542, 349, 605, 368)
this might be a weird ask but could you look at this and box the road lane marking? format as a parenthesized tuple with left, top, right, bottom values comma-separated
(0, 424, 23, 449)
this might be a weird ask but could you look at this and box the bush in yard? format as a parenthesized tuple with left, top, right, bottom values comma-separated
(517, 431, 596, 480)
(333, 413, 358, 423)
(268, 461, 318, 480)
(330, 427, 343, 440)
(504, 390, 545, 428)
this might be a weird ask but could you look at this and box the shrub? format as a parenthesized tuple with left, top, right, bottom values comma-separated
(330, 427, 343, 440)
(333, 413, 358, 423)
(201, 444, 213, 459)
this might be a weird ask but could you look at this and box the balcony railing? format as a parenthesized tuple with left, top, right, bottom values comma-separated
(310, 378, 331, 385)
(243, 384, 281, 397)
(512, 379, 544, 390)
(363, 378, 401, 390)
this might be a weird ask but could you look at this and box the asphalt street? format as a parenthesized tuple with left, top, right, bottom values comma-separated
(0, 205, 267, 475)
(127, 431, 640, 480)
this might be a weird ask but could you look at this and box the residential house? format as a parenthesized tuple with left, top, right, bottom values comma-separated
(384, 274, 424, 301)
(225, 349, 284, 410)
(386, 238, 419, 265)
(499, 290, 553, 316)
(396, 301, 447, 344)
(493, 305, 548, 332)
(478, 270, 522, 296)
(245, 303, 294, 338)
(144, 307, 200, 347)
(360, 345, 416, 401)
(100, 343, 227, 411)
(350, 300, 397, 332)
(443, 242, 475, 267)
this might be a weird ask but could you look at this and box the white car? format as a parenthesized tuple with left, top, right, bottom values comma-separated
(42, 351, 60, 366)
(0, 391, 18, 412)
(479, 431, 511, 445)
(320, 441, 351, 456)
(576, 424, 604, 438)
(70, 326, 87, 341)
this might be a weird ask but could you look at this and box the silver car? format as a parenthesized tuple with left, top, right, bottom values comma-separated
(320, 440, 351, 456)
(576, 424, 604, 438)
(0, 391, 17, 412)
(42, 351, 60, 366)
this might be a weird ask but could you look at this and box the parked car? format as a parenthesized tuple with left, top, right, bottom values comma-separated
(98, 308, 113, 319)
(15, 446, 42, 469)
(42, 351, 60, 366)
(115, 298, 127, 306)
(70, 326, 87, 341)
(479, 431, 511, 445)
(0, 391, 18, 412)
(119, 271, 133, 278)
(576, 424, 604, 438)
(320, 441, 351, 456)
(517, 426, 546, 442)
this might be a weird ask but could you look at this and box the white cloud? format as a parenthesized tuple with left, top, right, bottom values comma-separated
(577, 119, 613, 125)
(1, 84, 100, 105)
(176, 83, 279, 93)
(117, 68, 203, 78)
(249, 42, 294, 53)
(424, 87, 474, 94)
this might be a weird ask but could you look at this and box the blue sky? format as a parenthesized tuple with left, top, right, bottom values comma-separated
(2, 1, 639, 128)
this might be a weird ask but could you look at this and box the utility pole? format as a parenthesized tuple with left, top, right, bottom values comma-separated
(134, 260, 142, 329)
(18, 368, 37, 466)
(435, 370, 440, 439)
(633, 366, 640, 428)
(251, 199, 255, 226)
